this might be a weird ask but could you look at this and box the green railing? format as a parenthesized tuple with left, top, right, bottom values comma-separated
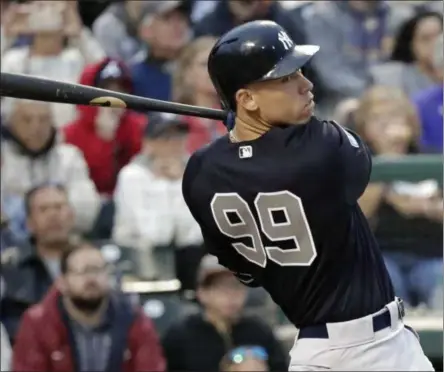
(370, 155, 443, 184)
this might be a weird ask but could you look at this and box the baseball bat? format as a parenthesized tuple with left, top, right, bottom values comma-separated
(0, 72, 228, 121)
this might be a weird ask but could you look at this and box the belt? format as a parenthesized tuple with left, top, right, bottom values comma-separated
(298, 298, 405, 340)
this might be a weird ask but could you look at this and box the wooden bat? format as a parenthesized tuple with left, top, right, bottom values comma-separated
(0, 72, 228, 121)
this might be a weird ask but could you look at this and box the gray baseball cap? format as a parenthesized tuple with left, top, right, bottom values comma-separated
(140, 1, 186, 19)
(144, 113, 189, 139)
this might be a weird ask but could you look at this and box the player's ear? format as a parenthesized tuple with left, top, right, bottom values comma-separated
(235, 88, 258, 112)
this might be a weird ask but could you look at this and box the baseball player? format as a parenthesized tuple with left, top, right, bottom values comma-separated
(181, 20, 434, 371)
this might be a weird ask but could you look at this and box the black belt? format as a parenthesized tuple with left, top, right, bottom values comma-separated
(298, 299, 405, 340)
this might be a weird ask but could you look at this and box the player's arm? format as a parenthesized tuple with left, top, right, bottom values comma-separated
(322, 119, 372, 204)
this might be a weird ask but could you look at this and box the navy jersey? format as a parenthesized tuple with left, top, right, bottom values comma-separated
(182, 117, 394, 327)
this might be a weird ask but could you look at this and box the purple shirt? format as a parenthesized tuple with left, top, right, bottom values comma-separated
(413, 84, 443, 153)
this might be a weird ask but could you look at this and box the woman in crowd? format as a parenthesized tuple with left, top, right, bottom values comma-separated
(356, 86, 443, 310)
(1, 1, 105, 127)
(173, 36, 226, 153)
(371, 11, 443, 96)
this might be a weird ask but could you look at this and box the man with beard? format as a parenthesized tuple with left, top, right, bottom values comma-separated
(12, 241, 166, 372)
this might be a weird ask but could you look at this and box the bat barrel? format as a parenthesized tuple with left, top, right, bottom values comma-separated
(0, 72, 228, 121)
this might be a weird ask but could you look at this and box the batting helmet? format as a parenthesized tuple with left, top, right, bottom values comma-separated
(208, 20, 319, 113)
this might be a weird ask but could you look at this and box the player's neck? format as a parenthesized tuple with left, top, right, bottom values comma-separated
(231, 115, 271, 142)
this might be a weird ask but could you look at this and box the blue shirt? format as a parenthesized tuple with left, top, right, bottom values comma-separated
(413, 84, 443, 153)
(129, 52, 172, 102)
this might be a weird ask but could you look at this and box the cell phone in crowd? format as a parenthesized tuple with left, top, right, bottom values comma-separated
(26, 2, 65, 33)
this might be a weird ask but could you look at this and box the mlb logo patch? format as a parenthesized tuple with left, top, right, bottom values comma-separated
(239, 146, 253, 159)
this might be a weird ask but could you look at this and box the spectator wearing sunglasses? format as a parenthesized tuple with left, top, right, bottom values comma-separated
(161, 255, 287, 371)
(220, 346, 269, 372)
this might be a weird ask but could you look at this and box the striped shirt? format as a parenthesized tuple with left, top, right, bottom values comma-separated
(70, 315, 112, 371)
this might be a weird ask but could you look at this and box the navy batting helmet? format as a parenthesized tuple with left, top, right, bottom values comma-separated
(208, 20, 319, 114)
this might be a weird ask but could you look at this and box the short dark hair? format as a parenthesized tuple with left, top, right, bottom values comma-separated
(391, 11, 443, 63)
(24, 183, 67, 216)
(60, 240, 100, 275)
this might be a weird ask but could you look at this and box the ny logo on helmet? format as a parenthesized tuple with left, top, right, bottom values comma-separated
(278, 31, 293, 50)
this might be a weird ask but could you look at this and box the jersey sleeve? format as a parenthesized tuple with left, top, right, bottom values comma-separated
(323, 120, 372, 204)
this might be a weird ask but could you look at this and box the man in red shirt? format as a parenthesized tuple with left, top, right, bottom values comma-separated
(13, 240, 165, 372)
(64, 58, 147, 197)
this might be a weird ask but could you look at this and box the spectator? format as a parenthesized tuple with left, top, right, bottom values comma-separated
(130, 1, 191, 101)
(12, 241, 166, 372)
(1, 184, 76, 342)
(193, 1, 305, 45)
(1, 99, 100, 235)
(306, 1, 412, 115)
(412, 34, 443, 153)
(173, 36, 226, 153)
(219, 346, 269, 372)
(1, 1, 105, 127)
(113, 113, 203, 286)
(64, 58, 147, 197)
(161, 255, 287, 371)
(356, 86, 443, 309)
(371, 11, 443, 96)
(93, 1, 151, 64)
(1, 322, 12, 371)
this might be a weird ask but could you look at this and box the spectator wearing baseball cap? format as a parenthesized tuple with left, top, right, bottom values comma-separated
(130, 1, 192, 102)
(64, 58, 147, 198)
(161, 254, 287, 371)
(112, 113, 203, 281)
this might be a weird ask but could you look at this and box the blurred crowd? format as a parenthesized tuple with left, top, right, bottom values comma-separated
(0, 1, 442, 371)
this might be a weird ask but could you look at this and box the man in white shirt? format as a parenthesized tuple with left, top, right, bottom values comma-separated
(113, 113, 203, 284)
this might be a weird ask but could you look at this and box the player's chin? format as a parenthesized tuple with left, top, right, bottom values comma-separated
(303, 99, 315, 115)
(295, 110, 314, 124)
(293, 101, 315, 124)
